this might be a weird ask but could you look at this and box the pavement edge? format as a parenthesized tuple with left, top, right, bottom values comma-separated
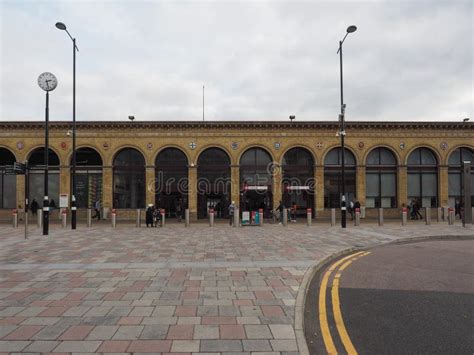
(294, 233, 473, 355)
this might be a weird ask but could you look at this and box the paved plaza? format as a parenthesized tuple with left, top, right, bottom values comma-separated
(0, 221, 472, 354)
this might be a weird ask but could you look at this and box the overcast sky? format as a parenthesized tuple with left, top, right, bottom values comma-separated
(0, 0, 472, 123)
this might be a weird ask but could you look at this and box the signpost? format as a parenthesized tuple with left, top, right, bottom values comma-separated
(3, 161, 29, 238)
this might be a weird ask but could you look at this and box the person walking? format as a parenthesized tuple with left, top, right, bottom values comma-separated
(49, 199, 56, 217)
(354, 198, 361, 217)
(415, 198, 423, 220)
(93, 200, 101, 220)
(228, 201, 235, 226)
(145, 204, 154, 227)
(31, 199, 38, 216)
(153, 205, 160, 227)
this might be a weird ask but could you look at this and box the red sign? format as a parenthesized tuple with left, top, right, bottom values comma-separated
(12, 208, 17, 215)
(160, 209, 165, 215)
(355, 208, 360, 213)
(112, 209, 117, 214)
(402, 208, 407, 212)
(209, 208, 214, 214)
(307, 208, 312, 213)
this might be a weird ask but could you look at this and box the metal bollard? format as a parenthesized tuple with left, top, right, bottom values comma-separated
(61, 209, 67, 228)
(160, 209, 165, 227)
(402, 208, 407, 226)
(355, 208, 361, 226)
(448, 208, 454, 225)
(472, 207, 474, 225)
(136, 209, 141, 228)
(233, 208, 239, 227)
(425, 207, 431, 225)
(12, 209, 18, 228)
(331, 208, 336, 226)
(437, 207, 442, 223)
(307, 208, 312, 226)
(87, 208, 92, 227)
(37, 209, 42, 228)
(111, 209, 117, 228)
(209, 208, 214, 227)
(361, 206, 366, 219)
(185, 209, 190, 227)
(282, 208, 288, 226)
(443, 207, 449, 221)
(378, 208, 383, 226)
(259, 208, 264, 226)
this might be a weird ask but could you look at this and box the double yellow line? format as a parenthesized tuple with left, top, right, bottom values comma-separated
(318, 251, 371, 354)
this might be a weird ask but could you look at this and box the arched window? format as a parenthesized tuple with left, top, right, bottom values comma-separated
(197, 148, 231, 219)
(366, 147, 397, 208)
(448, 147, 474, 207)
(0, 148, 17, 208)
(282, 147, 315, 216)
(113, 148, 145, 209)
(73, 148, 103, 208)
(155, 148, 188, 216)
(324, 147, 356, 208)
(407, 147, 438, 207)
(240, 147, 273, 215)
(28, 147, 60, 208)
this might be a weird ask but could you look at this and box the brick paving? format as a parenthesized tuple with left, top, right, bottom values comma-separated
(0, 221, 472, 354)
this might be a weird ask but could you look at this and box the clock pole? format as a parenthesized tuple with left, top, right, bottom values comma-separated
(71, 37, 77, 230)
(43, 90, 50, 236)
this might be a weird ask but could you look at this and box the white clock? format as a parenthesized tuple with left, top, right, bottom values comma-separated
(37, 72, 58, 92)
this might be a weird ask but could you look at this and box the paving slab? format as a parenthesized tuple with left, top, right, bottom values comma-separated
(0, 223, 471, 354)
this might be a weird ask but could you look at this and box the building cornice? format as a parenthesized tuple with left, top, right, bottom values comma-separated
(0, 120, 472, 131)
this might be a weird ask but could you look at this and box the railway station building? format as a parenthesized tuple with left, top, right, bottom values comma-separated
(0, 120, 473, 221)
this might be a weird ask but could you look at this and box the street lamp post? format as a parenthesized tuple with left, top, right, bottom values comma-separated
(56, 22, 79, 229)
(337, 25, 357, 229)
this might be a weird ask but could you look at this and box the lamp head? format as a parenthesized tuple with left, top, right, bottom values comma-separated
(128, 115, 135, 122)
(289, 115, 295, 122)
(55, 22, 67, 30)
(346, 25, 357, 33)
(463, 118, 470, 122)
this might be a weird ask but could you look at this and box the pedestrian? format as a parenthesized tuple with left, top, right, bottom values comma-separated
(146, 204, 154, 227)
(153, 205, 160, 227)
(276, 200, 286, 224)
(291, 202, 297, 222)
(349, 199, 355, 220)
(354, 198, 361, 216)
(228, 201, 235, 226)
(454, 199, 461, 219)
(49, 199, 56, 216)
(93, 200, 101, 220)
(31, 199, 38, 216)
(415, 198, 423, 220)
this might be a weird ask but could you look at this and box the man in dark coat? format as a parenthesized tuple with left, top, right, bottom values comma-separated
(31, 199, 39, 216)
(145, 204, 154, 227)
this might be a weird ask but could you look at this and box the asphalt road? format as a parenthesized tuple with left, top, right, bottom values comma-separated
(305, 238, 474, 354)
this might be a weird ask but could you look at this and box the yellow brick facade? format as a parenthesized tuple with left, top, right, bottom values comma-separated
(1, 121, 473, 220)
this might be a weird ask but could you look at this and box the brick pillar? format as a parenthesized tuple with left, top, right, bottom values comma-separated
(272, 164, 282, 210)
(102, 166, 113, 209)
(356, 166, 366, 206)
(438, 166, 449, 207)
(188, 166, 198, 221)
(146, 167, 155, 206)
(398, 166, 407, 208)
(60, 167, 70, 200)
(231, 165, 240, 207)
(315, 166, 325, 211)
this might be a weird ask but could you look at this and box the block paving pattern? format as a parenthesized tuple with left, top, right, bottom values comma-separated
(0, 221, 472, 354)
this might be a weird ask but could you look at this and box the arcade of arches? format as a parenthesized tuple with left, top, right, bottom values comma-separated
(0, 121, 472, 220)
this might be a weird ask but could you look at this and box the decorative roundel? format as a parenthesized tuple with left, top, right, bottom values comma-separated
(358, 141, 365, 149)
(399, 142, 406, 150)
(274, 142, 281, 150)
(189, 142, 197, 150)
(231, 142, 239, 150)
(16, 141, 24, 150)
(60, 142, 67, 150)
(146, 142, 153, 150)
(103, 142, 110, 150)
(316, 142, 323, 150)
(440, 142, 448, 150)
